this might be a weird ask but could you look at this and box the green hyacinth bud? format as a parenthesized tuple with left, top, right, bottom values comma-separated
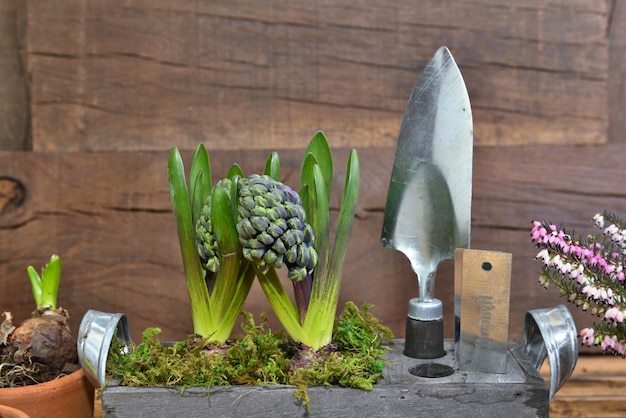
(237, 174, 317, 281)
(195, 178, 233, 273)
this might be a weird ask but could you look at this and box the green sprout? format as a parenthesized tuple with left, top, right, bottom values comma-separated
(26, 254, 61, 310)
(168, 147, 255, 342)
(252, 131, 360, 349)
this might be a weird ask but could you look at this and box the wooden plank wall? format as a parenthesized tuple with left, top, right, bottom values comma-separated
(22, 0, 609, 151)
(0, 0, 625, 361)
(0, 0, 28, 150)
(1, 145, 625, 347)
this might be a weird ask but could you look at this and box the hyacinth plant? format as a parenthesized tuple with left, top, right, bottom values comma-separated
(248, 132, 360, 350)
(168, 146, 256, 342)
(169, 131, 359, 350)
(530, 211, 626, 356)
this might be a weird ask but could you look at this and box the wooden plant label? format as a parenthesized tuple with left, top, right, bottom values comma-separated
(454, 248, 512, 374)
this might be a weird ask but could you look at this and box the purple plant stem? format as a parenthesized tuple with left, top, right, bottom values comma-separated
(293, 274, 312, 324)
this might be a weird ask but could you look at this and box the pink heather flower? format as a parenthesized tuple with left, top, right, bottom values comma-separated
(532, 214, 626, 355)
(560, 262, 573, 274)
(601, 337, 609, 350)
(570, 264, 584, 280)
(535, 249, 550, 265)
(531, 222, 545, 241)
(605, 307, 625, 323)
(601, 335, 616, 351)
(580, 328, 595, 346)
(582, 284, 598, 299)
(594, 213, 604, 228)
(605, 224, 619, 237)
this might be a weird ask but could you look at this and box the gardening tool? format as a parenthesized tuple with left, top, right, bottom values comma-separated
(381, 46, 473, 359)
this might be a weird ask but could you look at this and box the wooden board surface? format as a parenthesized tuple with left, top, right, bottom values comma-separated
(90, 355, 626, 418)
(93, 354, 626, 418)
(99, 341, 549, 418)
(609, 0, 626, 144)
(25, 0, 609, 152)
(0, 0, 28, 151)
(1, 143, 624, 351)
(542, 355, 626, 417)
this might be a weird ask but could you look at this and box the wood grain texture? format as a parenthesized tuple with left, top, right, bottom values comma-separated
(1, 144, 624, 353)
(26, 0, 609, 151)
(543, 355, 626, 417)
(609, 0, 626, 143)
(0, 0, 28, 150)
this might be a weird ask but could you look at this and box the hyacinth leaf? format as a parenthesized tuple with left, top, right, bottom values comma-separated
(330, 150, 360, 281)
(227, 163, 244, 180)
(302, 169, 336, 345)
(301, 131, 333, 204)
(27, 255, 63, 309)
(38, 254, 61, 310)
(226, 164, 244, 219)
(255, 266, 308, 343)
(212, 264, 256, 342)
(301, 161, 330, 282)
(306, 149, 360, 346)
(168, 147, 215, 337)
(27, 266, 43, 308)
(264, 151, 280, 180)
(299, 152, 317, 217)
(189, 145, 211, 227)
(208, 186, 241, 319)
(209, 184, 239, 256)
(229, 174, 241, 224)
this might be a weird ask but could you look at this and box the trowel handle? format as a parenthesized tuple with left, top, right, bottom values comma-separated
(412, 266, 435, 303)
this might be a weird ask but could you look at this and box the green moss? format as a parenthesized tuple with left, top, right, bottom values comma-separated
(106, 302, 393, 409)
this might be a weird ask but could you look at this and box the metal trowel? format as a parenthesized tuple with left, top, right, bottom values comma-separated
(381, 46, 473, 359)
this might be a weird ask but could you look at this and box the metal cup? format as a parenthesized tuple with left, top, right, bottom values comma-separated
(77, 310, 132, 387)
(521, 304, 578, 402)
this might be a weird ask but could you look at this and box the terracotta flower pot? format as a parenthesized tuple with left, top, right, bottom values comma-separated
(0, 369, 94, 418)
(0, 404, 30, 418)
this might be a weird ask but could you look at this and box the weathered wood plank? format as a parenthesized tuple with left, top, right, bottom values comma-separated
(100, 341, 549, 418)
(94, 354, 626, 417)
(0, 0, 28, 150)
(542, 355, 626, 417)
(26, 0, 609, 151)
(1, 144, 623, 351)
(609, 0, 626, 143)
(94, 355, 626, 417)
